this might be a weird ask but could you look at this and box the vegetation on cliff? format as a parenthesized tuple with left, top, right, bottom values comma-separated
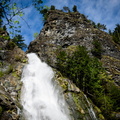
(56, 46, 120, 119)
(109, 24, 120, 45)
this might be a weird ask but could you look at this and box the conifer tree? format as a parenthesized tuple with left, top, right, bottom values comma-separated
(63, 6, 70, 12)
(50, 5, 55, 10)
(112, 24, 120, 44)
(73, 5, 77, 12)
(12, 34, 27, 50)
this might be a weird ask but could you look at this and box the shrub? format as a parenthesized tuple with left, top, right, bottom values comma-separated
(50, 5, 55, 10)
(56, 46, 103, 93)
(56, 45, 119, 119)
(91, 39, 102, 59)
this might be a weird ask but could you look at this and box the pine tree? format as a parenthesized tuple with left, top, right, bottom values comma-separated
(110, 24, 120, 44)
(12, 34, 27, 50)
(50, 5, 55, 10)
(72, 5, 77, 12)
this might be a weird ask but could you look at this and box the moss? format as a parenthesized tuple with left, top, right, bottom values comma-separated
(72, 93, 85, 115)
(6, 41, 16, 50)
(94, 106, 101, 114)
(12, 72, 18, 78)
(99, 114, 105, 120)
(15, 55, 28, 63)
(55, 71, 68, 90)
(22, 59, 27, 63)
(58, 77, 68, 90)
(66, 45, 77, 54)
(0, 71, 4, 77)
(15, 55, 22, 61)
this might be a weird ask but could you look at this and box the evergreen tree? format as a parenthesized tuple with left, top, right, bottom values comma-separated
(72, 5, 77, 12)
(63, 6, 70, 12)
(12, 34, 27, 50)
(112, 24, 120, 44)
(50, 5, 55, 10)
(96, 23, 107, 31)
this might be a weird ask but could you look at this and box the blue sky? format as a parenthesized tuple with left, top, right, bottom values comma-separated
(11, 0, 120, 47)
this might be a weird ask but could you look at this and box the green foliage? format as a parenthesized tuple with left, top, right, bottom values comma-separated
(91, 39, 102, 59)
(33, 32, 39, 39)
(63, 6, 70, 12)
(33, 1, 49, 22)
(96, 23, 107, 31)
(0, 0, 24, 31)
(0, 34, 10, 40)
(88, 20, 107, 31)
(56, 46, 120, 119)
(56, 46, 103, 93)
(40, 6, 50, 21)
(112, 24, 120, 44)
(32, 0, 43, 12)
(12, 34, 27, 50)
(106, 82, 120, 112)
(72, 5, 77, 12)
(50, 5, 55, 10)
(0, 71, 4, 77)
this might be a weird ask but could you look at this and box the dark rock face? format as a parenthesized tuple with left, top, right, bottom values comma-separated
(0, 30, 27, 119)
(27, 10, 120, 85)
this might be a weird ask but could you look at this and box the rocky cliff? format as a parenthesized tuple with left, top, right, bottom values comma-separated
(28, 10, 120, 85)
(27, 10, 120, 120)
(0, 29, 27, 119)
(0, 9, 120, 120)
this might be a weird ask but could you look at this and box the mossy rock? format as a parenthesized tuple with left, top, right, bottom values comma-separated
(99, 114, 105, 120)
(6, 41, 16, 50)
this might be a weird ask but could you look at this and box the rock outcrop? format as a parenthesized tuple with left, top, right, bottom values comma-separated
(27, 10, 120, 85)
(0, 29, 27, 119)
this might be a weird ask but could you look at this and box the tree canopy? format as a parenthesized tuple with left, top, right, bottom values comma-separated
(112, 24, 120, 44)
(12, 34, 27, 50)
(0, 0, 43, 50)
(72, 5, 77, 12)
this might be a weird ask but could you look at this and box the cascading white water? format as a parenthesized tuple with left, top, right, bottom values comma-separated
(84, 95, 97, 120)
(20, 53, 71, 120)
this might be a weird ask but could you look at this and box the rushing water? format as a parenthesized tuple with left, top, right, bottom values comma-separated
(84, 95, 97, 120)
(20, 53, 70, 120)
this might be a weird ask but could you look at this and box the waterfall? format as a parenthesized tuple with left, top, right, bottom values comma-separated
(84, 95, 97, 120)
(20, 53, 71, 120)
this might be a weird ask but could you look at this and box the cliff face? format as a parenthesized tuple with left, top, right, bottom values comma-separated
(28, 10, 120, 86)
(0, 29, 27, 119)
(27, 10, 120, 120)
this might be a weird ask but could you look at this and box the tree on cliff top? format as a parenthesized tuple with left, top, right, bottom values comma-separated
(112, 24, 120, 44)
(12, 34, 27, 50)
(72, 5, 78, 12)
